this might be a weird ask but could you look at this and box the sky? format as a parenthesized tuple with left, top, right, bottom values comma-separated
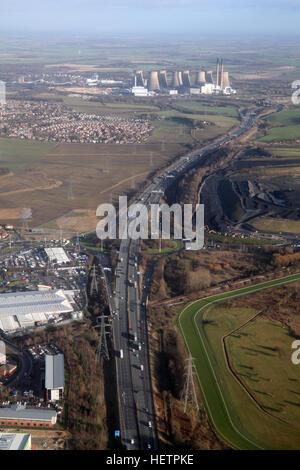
(1, 0, 300, 36)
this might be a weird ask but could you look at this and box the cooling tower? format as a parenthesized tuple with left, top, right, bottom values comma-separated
(220, 59, 224, 89)
(172, 71, 180, 88)
(182, 70, 191, 87)
(195, 71, 206, 85)
(205, 71, 213, 84)
(178, 71, 183, 86)
(159, 70, 168, 89)
(223, 71, 230, 88)
(136, 70, 145, 87)
(149, 71, 160, 91)
(216, 59, 220, 87)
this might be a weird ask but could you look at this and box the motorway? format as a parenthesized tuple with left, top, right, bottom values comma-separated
(110, 105, 270, 450)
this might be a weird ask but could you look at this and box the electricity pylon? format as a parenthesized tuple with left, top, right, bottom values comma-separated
(90, 265, 98, 295)
(95, 315, 110, 361)
(181, 356, 199, 413)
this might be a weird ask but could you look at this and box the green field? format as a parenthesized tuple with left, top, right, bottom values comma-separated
(227, 317, 300, 425)
(0, 138, 55, 170)
(250, 216, 300, 234)
(268, 107, 300, 125)
(258, 125, 300, 143)
(178, 273, 300, 450)
(174, 102, 239, 118)
(62, 96, 161, 116)
(269, 147, 300, 158)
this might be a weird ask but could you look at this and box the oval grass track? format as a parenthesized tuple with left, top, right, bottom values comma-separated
(178, 273, 300, 450)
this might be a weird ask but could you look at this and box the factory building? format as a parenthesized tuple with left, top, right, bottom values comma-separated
(132, 86, 149, 97)
(201, 83, 215, 95)
(0, 289, 75, 332)
(0, 404, 57, 427)
(0, 433, 31, 450)
(45, 353, 65, 402)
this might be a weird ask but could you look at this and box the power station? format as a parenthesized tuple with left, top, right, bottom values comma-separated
(132, 59, 236, 96)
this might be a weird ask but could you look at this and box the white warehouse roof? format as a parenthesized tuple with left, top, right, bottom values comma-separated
(0, 433, 31, 451)
(45, 247, 69, 264)
(45, 354, 65, 390)
(0, 290, 74, 332)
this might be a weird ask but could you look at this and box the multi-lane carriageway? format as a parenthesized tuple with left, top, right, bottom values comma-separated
(108, 107, 267, 450)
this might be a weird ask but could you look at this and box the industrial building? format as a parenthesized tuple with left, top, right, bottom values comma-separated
(0, 362, 17, 377)
(45, 353, 65, 402)
(0, 404, 57, 427)
(132, 86, 149, 97)
(0, 289, 75, 332)
(45, 247, 69, 264)
(0, 433, 31, 450)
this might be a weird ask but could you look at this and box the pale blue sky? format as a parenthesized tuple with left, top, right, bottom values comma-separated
(1, 0, 300, 35)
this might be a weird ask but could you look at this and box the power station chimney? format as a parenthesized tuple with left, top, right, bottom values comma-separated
(220, 59, 224, 89)
(182, 70, 191, 87)
(149, 71, 160, 91)
(216, 59, 220, 87)
(159, 70, 168, 89)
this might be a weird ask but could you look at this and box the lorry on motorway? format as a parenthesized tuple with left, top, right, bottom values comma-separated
(120, 349, 123, 359)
